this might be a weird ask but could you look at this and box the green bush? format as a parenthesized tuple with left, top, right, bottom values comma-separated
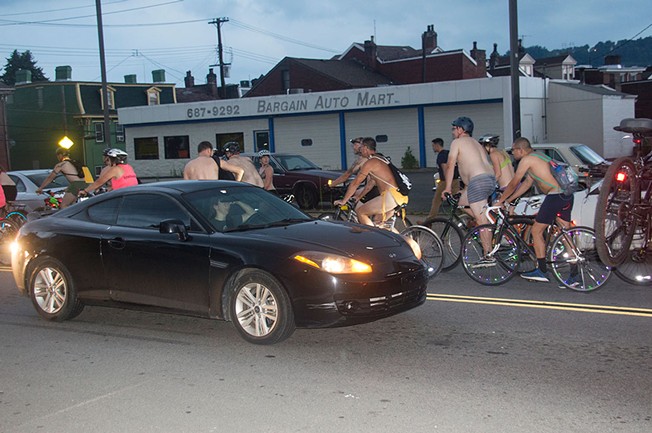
(401, 146, 419, 169)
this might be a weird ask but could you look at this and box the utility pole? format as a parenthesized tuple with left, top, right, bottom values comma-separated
(95, 0, 111, 149)
(509, 0, 522, 141)
(209, 17, 229, 98)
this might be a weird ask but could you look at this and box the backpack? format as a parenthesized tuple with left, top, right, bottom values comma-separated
(533, 153, 579, 196)
(212, 155, 236, 181)
(371, 153, 412, 196)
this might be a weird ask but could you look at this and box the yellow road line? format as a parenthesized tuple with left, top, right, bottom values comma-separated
(426, 293, 652, 317)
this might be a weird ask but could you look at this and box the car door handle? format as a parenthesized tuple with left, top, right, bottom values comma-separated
(107, 238, 126, 250)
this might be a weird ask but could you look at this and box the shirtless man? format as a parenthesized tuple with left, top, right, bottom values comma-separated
(334, 137, 407, 227)
(223, 142, 264, 187)
(36, 148, 88, 208)
(497, 137, 575, 284)
(442, 117, 497, 263)
(184, 141, 243, 181)
(330, 137, 365, 187)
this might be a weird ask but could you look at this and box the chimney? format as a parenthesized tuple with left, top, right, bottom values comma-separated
(470, 41, 487, 77)
(207, 68, 218, 98)
(183, 71, 195, 89)
(15, 69, 32, 85)
(604, 55, 621, 66)
(422, 24, 438, 53)
(124, 74, 137, 84)
(184, 71, 195, 88)
(151, 69, 166, 83)
(489, 43, 499, 73)
(364, 36, 378, 70)
(55, 66, 72, 81)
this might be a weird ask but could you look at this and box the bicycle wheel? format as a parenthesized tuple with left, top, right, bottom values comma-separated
(548, 226, 611, 292)
(400, 225, 444, 278)
(430, 217, 464, 272)
(509, 217, 537, 274)
(0, 219, 19, 244)
(614, 223, 652, 286)
(461, 224, 520, 285)
(594, 157, 638, 267)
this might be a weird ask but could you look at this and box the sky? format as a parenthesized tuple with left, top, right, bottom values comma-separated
(0, 0, 650, 87)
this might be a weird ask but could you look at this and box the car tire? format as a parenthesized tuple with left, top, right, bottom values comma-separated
(294, 184, 318, 209)
(229, 269, 295, 345)
(28, 257, 84, 321)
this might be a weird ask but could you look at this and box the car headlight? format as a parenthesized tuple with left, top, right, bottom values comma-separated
(293, 251, 372, 274)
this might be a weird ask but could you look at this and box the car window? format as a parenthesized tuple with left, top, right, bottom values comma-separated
(570, 145, 606, 165)
(184, 186, 310, 232)
(274, 155, 320, 171)
(86, 197, 121, 224)
(26, 172, 70, 189)
(117, 193, 193, 230)
(9, 175, 26, 193)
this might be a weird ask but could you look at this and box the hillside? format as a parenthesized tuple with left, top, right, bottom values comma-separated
(515, 36, 652, 67)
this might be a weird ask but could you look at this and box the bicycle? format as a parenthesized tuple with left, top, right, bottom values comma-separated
(461, 205, 611, 291)
(318, 198, 445, 278)
(594, 118, 652, 285)
(0, 202, 28, 244)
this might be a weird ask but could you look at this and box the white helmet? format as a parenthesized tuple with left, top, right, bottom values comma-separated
(106, 148, 128, 163)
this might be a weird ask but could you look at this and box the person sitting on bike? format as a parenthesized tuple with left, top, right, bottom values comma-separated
(496, 137, 574, 283)
(79, 148, 138, 196)
(258, 149, 278, 194)
(334, 137, 407, 228)
(36, 148, 89, 209)
(442, 117, 497, 264)
(223, 142, 264, 188)
(479, 134, 515, 192)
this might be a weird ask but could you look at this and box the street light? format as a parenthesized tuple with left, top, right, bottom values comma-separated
(58, 136, 74, 150)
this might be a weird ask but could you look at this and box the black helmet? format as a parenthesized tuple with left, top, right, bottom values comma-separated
(56, 148, 70, 157)
(478, 134, 500, 147)
(452, 116, 474, 135)
(223, 142, 240, 154)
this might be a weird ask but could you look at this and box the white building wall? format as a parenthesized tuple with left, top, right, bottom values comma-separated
(273, 114, 340, 170)
(602, 97, 636, 159)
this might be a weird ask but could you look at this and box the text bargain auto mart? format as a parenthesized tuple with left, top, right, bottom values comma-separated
(117, 76, 634, 178)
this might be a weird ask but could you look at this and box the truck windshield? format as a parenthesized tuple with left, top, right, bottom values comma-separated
(570, 145, 606, 165)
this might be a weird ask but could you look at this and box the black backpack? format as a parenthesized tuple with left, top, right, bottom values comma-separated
(371, 153, 412, 196)
(212, 155, 236, 181)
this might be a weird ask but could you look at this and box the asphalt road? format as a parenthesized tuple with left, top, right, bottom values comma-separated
(1, 258, 650, 433)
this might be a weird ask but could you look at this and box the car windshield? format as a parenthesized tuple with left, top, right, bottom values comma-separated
(184, 185, 311, 233)
(26, 172, 71, 188)
(570, 145, 606, 165)
(274, 154, 320, 171)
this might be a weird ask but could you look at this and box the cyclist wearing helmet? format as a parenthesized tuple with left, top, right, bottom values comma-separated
(223, 142, 264, 187)
(80, 148, 138, 195)
(444, 116, 496, 264)
(184, 141, 244, 181)
(257, 148, 277, 193)
(479, 134, 514, 191)
(36, 148, 89, 208)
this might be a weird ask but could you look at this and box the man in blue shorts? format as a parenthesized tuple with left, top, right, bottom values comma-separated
(497, 137, 575, 283)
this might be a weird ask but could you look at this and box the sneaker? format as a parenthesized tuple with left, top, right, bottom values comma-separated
(473, 256, 497, 268)
(521, 269, 550, 282)
(558, 275, 581, 289)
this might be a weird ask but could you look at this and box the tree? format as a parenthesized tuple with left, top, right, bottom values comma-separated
(1, 50, 48, 86)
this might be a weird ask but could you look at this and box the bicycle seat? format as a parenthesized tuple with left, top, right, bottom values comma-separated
(614, 118, 652, 135)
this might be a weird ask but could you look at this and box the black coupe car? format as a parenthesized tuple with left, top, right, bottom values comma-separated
(11, 181, 428, 344)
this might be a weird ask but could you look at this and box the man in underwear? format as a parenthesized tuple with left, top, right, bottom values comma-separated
(442, 117, 497, 264)
(497, 137, 575, 284)
(184, 141, 244, 181)
(334, 137, 407, 228)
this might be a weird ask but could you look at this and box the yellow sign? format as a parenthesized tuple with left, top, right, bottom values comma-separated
(58, 136, 74, 149)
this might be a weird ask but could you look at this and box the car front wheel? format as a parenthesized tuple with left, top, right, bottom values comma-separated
(28, 258, 84, 321)
(229, 269, 295, 344)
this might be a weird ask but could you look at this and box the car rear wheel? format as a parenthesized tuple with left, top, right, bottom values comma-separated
(28, 257, 84, 321)
(229, 269, 295, 345)
(294, 184, 318, 209)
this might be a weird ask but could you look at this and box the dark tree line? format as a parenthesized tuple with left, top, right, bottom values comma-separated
(0, 50, 48, 86)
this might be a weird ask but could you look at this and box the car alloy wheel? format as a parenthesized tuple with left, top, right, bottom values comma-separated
(29, 258, 84, 321)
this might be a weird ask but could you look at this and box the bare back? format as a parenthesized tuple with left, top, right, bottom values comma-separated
(516, 153, 561, 194)
(183, 156, 219, 180)
(363, 156, 397, 193)
(449, 136, 493, 184)
(228, 155, 264, 187)
(54, 160, 85, 183)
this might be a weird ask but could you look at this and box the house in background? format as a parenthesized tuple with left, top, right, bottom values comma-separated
(6, 66, 177, 174)
(534, 54, 577, 80)
(245, 25, 488, 97)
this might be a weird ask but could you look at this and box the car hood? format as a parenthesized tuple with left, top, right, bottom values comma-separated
(241, 220, 407, 255)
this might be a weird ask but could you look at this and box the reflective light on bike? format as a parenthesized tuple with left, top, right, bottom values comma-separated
(9, 241, 20, 256)
(615, 171, 628, 183)
(293, 252, 372, 274)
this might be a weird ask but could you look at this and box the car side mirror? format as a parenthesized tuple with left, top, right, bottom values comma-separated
(159, 219, 190, 241)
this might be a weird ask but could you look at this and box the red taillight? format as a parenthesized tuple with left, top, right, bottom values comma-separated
(633, 137, 642, 145)
(615, 171, 627, 183)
